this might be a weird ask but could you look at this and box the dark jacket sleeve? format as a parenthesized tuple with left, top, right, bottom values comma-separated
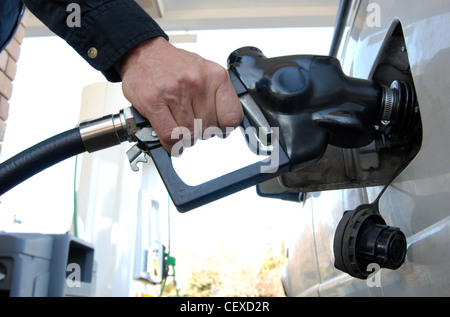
(22, 0, 169, 82)
(0, 0, 26, 52)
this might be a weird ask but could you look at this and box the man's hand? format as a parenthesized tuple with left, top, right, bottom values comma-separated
(119, 36, 243, 155)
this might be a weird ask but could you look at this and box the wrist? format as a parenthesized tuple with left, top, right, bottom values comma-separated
(116, 36, 170, 78)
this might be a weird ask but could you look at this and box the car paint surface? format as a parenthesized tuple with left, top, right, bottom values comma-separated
(282, 0, 450, 297)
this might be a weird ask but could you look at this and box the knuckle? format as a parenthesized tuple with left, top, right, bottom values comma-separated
(184, 65, 206, 89)
(161, 78, 182, 95)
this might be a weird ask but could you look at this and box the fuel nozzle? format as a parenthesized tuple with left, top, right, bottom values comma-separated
(228, 47, 419, 170)
(78, 106, 151, 153)
(380, 79, 420, 139)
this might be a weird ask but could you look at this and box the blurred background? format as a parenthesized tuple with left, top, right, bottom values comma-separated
(0, 1, 336, 296)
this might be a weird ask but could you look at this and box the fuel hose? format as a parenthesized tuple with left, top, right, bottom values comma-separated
(0, 107, 142, 196)
(0, 128, 86, 196)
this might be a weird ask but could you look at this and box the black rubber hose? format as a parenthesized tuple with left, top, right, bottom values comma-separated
(0, 128, 86, 195)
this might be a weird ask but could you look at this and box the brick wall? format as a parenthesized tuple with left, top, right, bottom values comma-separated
(0, 13, 26, 158)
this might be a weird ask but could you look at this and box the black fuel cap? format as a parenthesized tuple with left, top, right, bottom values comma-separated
(334, 204, 407, 279)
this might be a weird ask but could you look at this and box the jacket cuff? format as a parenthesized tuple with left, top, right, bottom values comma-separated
(66, 0, 168, 82)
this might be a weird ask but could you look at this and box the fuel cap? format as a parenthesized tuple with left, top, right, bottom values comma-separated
(334, 204, 407, 279)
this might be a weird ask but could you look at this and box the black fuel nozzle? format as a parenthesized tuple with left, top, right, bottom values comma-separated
(228, 47, 418, 170)
(121, 47, 419, 213)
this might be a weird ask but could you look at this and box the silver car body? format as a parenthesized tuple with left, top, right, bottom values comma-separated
(281, 0, 450, 296)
